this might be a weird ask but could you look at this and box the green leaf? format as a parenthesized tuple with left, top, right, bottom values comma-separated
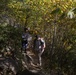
(73, 8, 76, 14)
(51, 8, 61, 14)
(59, 12, 66, 19)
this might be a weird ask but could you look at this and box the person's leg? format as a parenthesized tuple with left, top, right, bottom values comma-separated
(36, 51, 39, 65)
(41, 48, 44, 55)
(24, 44, 28, 53)
(38, 53, 42, 66)
(22, 40, 28, 53)
(38, 50, 42, 66)
(38, 48, 44, 66)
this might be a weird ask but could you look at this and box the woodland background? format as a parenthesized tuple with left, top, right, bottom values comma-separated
(0, 0, 76, 75)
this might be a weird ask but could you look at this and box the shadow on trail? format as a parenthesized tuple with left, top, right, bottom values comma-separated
(17, 69, 45, 75)
(0, 57, 20, 75)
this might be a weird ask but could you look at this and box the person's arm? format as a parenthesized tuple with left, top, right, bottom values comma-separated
(43, 40, 46, 48)
(41, 38, 46, 49)
(40, 39, 45, 54)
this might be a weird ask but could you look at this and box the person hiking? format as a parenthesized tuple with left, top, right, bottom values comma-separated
(21, 28, 35, 67)
(21, 27, 32, 53)
(33, 35, 45, 66)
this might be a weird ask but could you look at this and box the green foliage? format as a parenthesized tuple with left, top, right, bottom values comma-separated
(51, 8, 61, 14)
(0, 0, 76, 74)
(73, 8, 76, 14)
(0, 24, 22, 53)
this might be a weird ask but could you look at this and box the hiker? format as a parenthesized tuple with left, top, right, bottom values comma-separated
(33, 35, 45, 66)
(21, 27, 32, 53)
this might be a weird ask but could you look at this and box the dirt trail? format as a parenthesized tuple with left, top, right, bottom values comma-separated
(25, 50, 42, 72)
